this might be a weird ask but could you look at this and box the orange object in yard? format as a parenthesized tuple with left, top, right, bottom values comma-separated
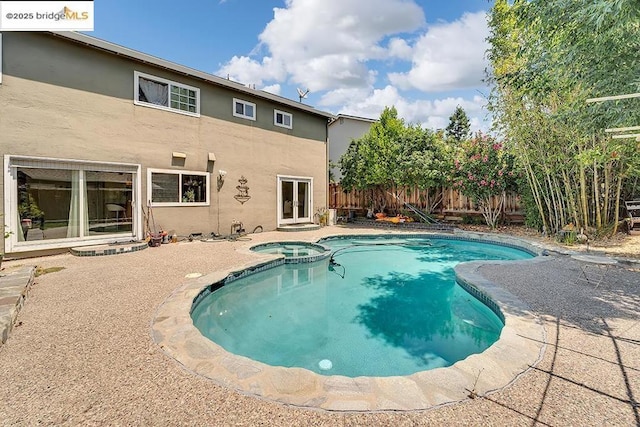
(375, 214, 414, 224)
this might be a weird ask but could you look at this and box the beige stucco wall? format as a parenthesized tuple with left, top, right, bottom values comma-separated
(0, 33, 328, 253)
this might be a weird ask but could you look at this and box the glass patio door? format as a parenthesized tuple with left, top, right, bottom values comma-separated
(4, 156, 141, 253)
(278, 176, 312, 225)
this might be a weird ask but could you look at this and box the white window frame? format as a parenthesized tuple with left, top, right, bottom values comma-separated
(3, 155, 142, 253)
(233, 98, 256, 121)
(276, 175, 314, 227)
(134, 71, 200, 117)
(147, 168, 210, 207)
(274, 109, 293, 129)
(0, 33, 3, 85)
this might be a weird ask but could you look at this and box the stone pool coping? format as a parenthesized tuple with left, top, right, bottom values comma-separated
(151, 231, 547, 412)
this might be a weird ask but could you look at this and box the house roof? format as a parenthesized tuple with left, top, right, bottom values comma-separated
(48, 31, 335, 120)
(328, 113, 377, 126)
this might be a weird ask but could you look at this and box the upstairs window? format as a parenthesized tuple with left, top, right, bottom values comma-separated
(274, 109, 293, 129)
(233, 98, 256, 121)
(134, 71, 200, 116)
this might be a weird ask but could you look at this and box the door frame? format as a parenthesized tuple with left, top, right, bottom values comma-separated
(3, 155, 142, 253)
(277, 175, 313, 226)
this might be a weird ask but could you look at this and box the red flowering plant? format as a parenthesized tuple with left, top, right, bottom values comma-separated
(453, 133, 516, 228)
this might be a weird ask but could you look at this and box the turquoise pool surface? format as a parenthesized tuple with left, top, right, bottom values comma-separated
(192, 236, 534, 377)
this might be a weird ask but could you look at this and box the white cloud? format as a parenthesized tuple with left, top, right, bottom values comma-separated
(318, 87, 374, 108)
(387, 37, 413, 60)
(216, 55, 285, 88)
(333, 86, 404, 120)
(261, 84, 282, 95)
(388, 11, 489, 92)
(403, 95, 489, 132)
(286, 55, 376, 91)
(326, 85, 488, 132)
(217, 0, 424, 90)
(214, 1, 490, 132)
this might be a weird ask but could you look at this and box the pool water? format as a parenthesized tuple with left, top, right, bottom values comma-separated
(192, 236, 534, 377)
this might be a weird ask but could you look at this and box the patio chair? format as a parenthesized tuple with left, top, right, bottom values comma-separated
(106, 203, 126, 231)
(624, 200, 640, 234)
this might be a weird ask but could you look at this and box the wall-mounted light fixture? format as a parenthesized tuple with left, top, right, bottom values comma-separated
(217, 169, 227, 191)
(172, 151, 187, 159)
(205, 152, 217, 173)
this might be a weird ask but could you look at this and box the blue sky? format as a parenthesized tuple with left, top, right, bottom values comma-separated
(88, 0, 492, 130)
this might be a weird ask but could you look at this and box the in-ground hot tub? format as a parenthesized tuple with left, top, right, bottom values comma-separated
(250, 241, 331, 263)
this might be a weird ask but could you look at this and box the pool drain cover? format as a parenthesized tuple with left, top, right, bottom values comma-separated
(318, 359, 333, 370)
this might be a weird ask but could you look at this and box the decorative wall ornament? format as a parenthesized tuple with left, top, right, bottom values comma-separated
(234, 176, 251, 204)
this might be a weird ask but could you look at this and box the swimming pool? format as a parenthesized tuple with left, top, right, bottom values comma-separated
(191, 235, 534, 377)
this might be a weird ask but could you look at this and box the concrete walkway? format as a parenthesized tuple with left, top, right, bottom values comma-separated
(0, 227, 638, 425)
(0, 266, 35, 345)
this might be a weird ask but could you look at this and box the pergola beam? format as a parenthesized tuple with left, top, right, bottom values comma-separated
(605, 125, 640, 133)
(586, 92, 640, 103)
(587, 93, 640, 140)
(610, 133, 640, 139)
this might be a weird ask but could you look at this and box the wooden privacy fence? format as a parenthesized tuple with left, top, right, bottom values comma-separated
(329, 183, 524, 222)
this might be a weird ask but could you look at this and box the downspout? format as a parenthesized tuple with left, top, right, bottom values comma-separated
(326, 117, 330, 209)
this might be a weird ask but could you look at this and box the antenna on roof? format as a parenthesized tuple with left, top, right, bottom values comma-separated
(297, 88, 310, 103)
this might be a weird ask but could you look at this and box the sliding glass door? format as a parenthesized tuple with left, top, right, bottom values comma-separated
(5, 156, 140, 252)
(16, 168, 134, 241)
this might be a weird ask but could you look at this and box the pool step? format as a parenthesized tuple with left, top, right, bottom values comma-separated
(70, 241, 149, 257)
(276, 224, 321, 232)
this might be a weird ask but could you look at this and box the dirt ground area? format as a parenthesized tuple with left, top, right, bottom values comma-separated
(456, 224, 640, 260)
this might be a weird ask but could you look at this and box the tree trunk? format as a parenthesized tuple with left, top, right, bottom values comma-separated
(525, 159, 548, 233)
(612, 174, 623, 235)
(479, 193, 504, 229)
(562, 169, 580, 227)
(603, 161, 611, 226)
(594, 162, 602, 229)
(579, 166, 589, 228)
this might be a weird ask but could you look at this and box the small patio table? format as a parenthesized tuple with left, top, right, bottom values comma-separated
(571, 254, 618, 289)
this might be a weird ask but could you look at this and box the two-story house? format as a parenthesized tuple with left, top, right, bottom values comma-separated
(1, 31, 333, 255)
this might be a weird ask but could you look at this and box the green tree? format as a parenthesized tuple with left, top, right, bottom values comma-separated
(396, 127, 452, 213)
(445, 106, 471, 142)
(340, 107, 404, 212)
(454, 134, 516, 228)
(339, 107, 454, 214)
(487, 0, 640, 235)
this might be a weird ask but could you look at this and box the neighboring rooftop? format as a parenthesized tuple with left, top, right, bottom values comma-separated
(329, 113, 377, 126)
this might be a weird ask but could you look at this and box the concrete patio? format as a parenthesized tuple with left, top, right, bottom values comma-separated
(0, 226, 638, 425)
